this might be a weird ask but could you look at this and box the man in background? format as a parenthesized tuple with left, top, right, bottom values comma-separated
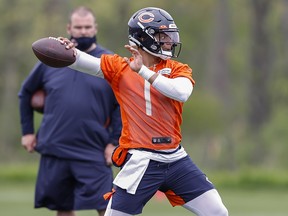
(18, 6, 122, 216)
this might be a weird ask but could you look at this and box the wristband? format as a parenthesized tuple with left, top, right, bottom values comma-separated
(138, 65, 155, 80)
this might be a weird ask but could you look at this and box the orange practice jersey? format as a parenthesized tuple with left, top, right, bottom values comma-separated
(101, 54, 195, 150)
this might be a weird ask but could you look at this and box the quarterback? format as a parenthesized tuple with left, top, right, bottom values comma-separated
(60, 7, 228, 216)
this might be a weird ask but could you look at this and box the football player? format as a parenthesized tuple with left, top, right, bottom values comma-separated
(59, 7, 229, 216)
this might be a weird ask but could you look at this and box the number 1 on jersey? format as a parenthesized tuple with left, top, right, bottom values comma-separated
(144, 81, 152, 116)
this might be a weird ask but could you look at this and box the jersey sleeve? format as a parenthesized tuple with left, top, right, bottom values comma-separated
(169, 61, 195, 86)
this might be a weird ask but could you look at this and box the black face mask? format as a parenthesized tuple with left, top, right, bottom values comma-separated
(70, 35, 97, 51)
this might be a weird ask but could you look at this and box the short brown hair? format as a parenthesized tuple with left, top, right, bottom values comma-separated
(69, 6, 96, 23)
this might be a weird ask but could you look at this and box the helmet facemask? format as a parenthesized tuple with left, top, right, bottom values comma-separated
(152, 30, 182, 59)
(129, 22, 182, 60)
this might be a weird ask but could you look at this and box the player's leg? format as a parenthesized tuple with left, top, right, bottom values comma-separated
(105, 156, 166, 215)
(104, 198, 133, 216)
(163, 155, 228, 215)
(183, 189, 228, 216)
(105, 185, 158, 215)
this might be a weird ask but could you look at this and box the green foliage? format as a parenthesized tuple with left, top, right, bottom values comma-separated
(0, 163, 38, 183)
(183, 91, 225, 136)
(260, 107, 288, 167)
(209, 168, 288, 189)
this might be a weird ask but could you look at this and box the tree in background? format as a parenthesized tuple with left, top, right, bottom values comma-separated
(248, 0, 272, 165)
(0, 0, 288, 170)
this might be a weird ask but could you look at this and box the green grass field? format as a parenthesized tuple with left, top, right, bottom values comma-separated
(1, 164, 288, 215)
(0, 182, 287, 216)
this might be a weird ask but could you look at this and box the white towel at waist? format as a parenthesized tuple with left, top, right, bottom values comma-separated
(113, 146, 187, 194)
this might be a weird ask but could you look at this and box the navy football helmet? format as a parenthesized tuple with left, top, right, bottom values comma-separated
(128, 7, 182, 59)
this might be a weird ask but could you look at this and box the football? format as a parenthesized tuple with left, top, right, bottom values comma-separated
(32, 37, 76, 68)
(31, 89, 46, 113)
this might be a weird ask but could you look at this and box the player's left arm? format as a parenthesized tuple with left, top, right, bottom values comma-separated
(59, 37, 104, 77)
(69, 49, 104, 77)
(138, 66, 193, 102)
